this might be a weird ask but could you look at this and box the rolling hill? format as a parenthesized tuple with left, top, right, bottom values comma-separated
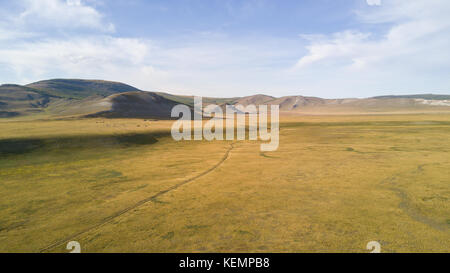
(26, 79, 140, 99)
(1, 79, 183, 118)
(226, 94, 450, 114)
(44, 91, 183, 119)
(156, 92, 237, 107)
(234, 95, 325, 111)
(1, 78, 450, 118)
(89, 91, 182, 118)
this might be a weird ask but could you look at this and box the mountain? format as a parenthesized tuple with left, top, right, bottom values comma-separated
(1, 78, 450, 118)
(1, 79, 180, 118)
(26, 79, 140, 99)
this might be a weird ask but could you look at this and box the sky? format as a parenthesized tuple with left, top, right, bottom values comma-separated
(0, 0, 449, 98)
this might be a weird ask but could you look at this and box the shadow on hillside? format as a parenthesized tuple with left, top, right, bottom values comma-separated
(0, 131, 172, 155)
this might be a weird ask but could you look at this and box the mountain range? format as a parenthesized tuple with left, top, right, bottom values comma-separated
(1, 79, 449, 118)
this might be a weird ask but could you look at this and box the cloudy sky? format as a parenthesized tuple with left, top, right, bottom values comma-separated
(0, 0, 449, 98)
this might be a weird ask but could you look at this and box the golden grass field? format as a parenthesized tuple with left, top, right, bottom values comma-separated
(0, 113, 449, 253)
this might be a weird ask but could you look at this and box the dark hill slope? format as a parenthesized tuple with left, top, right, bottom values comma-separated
(26, 79, 140, 99)
(0, 84, 56, 117)
(86, 91, 181, 118)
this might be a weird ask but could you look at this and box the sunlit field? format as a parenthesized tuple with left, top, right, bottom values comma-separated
(0, 114, 449, 253)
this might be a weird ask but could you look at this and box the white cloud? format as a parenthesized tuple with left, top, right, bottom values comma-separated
(298, 0, 450, 69)
(292, 0, 450, 96)
(0, 0, 289, 95)
(0, 26, 37, 41)
(296, 31, 372, 68)
(18, 0, 114, 32)
(366, 0, 381, 6)
(0, 36, 151, 83)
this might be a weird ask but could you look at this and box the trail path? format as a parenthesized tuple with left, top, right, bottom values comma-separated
(39, 142, 235, 253)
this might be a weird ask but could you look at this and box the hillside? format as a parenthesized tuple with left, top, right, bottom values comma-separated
(257, 96, 325, 111)
(156, 92, 237, 107)
(0, 84, 57, 117)
(1, 79, 182, 118)
(233, 94, 275, 106)
(90, 91, 181, 118)
(27, 79, 141, 99)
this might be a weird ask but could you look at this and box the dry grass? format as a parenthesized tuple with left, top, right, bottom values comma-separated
(0, 114, 449, 252)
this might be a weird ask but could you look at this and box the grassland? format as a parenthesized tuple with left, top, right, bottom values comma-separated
(0, 114, 449, 253)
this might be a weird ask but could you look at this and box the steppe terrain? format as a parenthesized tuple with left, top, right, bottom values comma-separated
(0, 79, 449, 253)
(0, 114, 449, 252)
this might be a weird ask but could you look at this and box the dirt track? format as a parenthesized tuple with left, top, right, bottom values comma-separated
(39, 142, 236, 253)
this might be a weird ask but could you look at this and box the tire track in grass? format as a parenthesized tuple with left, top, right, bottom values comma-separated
(381, 165, 449, 233)
(39, 142, 236, 253)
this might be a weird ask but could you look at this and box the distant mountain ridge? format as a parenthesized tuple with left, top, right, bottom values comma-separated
(1, 78, 450, 118)
(372, 94, 450, 100)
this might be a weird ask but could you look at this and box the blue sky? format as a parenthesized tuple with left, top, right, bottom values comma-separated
(0, 0, 449, 98)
